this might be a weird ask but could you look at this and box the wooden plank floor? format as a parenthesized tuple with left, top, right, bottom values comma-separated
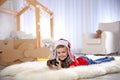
(82, 73, 120, 80)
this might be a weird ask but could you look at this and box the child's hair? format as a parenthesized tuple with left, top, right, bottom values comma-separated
(56, 45, 67, 49)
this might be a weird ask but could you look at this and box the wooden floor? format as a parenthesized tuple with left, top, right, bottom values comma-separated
(82, 73, 120, 80)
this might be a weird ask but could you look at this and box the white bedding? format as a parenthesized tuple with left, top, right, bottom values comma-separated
(0, 56, 120, 80)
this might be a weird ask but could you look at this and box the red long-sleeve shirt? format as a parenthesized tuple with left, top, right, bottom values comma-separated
(70, 57, 89, 66)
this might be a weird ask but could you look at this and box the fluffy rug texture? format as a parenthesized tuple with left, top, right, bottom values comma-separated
(0, 57, 120, 80)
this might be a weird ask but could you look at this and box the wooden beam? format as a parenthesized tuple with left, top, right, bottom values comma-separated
(26, 0, 53, 14)
(16, 15, 20, 31)
(0, 0, 7, 6)
(35, 7, 41, 48)
(16, 5, 30, 31)
(28, 0, 54, 38)
(50, 13, 54, 38)
(26, 0, 36, 7)
(17, 5, 30, 16)
(0, 7, 16, 15)
(36, 2, 53, 14)
(35, 0, 54, 38)
(26, 0, 54, 47)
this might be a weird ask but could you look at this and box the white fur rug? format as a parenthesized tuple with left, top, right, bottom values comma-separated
(0, 56, 120, 80)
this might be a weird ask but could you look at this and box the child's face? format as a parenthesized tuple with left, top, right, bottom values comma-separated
(56, 47, 68, 60)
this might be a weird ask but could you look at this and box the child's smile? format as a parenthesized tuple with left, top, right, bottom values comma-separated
(56, 47, 68, 60)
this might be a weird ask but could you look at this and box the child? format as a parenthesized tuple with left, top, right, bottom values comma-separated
(47, 38, 115, 69)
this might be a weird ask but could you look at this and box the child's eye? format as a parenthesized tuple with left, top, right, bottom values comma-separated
(62, 51, 66, 53)
(57, 52, 60, 54)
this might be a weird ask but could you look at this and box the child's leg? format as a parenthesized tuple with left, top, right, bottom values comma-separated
(94, 57, 115, 64)
(80, 56, 97, 65)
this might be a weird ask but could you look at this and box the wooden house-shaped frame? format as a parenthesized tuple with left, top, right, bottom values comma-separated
(0, 0, 54, 48)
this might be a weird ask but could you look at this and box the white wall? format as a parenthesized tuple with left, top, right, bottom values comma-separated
(0, 12, 16, 40)
(0, 0, 26, 40)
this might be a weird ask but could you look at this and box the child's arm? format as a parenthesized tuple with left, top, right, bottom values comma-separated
(69, 62, 76, 68)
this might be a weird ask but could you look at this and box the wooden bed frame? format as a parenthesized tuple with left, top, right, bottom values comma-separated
(0, 0, 54, 48)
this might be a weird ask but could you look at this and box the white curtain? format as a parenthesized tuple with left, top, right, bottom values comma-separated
(37, 0, 120, 53)
(13, 0, 120, 53)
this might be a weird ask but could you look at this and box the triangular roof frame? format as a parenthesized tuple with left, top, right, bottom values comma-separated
(0, 0, 54, 48)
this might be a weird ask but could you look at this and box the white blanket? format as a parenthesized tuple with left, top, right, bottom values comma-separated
(0, 56, 120, 80)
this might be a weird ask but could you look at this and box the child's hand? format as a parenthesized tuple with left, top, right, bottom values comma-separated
(56, 61, 62, 69)
(47, 64, 53, 69)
